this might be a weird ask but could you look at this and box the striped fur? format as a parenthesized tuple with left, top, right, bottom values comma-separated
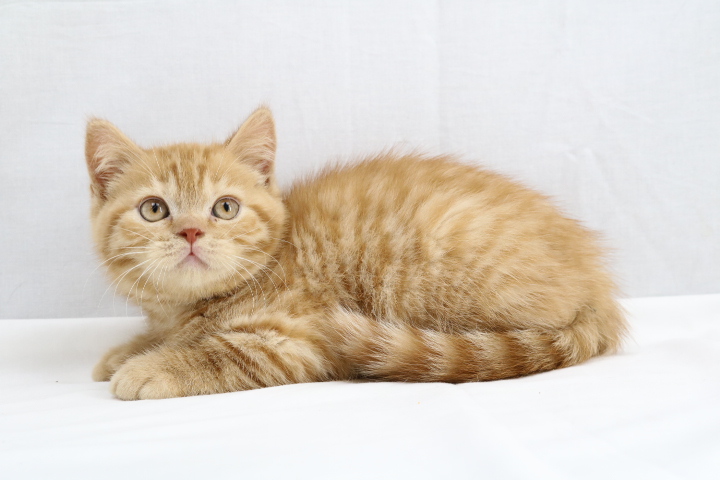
(323, 305, 621, 382)
(86, 107, 627, 400)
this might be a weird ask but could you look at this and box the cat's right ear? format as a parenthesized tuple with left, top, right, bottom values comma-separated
(85, 119, 143, 200)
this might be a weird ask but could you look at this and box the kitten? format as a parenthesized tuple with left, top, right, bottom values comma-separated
(86, 107, 627, 400)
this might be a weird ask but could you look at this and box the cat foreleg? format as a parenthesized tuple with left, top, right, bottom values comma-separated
(109, 316, 339, 400)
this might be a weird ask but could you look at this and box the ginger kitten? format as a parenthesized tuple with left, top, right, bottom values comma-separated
(86, 107, 627, 400)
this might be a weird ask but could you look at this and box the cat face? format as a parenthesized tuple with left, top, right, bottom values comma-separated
(86, 108, 286, 305)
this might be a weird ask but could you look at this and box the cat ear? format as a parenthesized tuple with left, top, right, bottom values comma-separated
(85, 118, 143, 200)
(225, 107, 276, 184)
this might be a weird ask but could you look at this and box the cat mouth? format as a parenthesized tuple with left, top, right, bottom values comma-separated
(180, 252, 208, 268)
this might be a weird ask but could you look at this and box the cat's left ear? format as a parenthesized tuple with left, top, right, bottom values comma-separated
(225, 106, 276, 185)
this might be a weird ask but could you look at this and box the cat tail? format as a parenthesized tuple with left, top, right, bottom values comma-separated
(324, 306, 625, 382)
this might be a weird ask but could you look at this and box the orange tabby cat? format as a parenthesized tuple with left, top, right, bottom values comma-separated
(86, 107, 627, 400)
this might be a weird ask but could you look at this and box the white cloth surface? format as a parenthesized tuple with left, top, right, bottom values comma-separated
(0, 295, 718, 479)
(1, 0, 720, 319)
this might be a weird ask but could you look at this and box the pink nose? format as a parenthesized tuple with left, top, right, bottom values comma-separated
(178, 228, 204, 245)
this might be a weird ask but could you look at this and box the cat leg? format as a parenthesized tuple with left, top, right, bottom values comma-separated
(109, 314, 342, 400)
(92, 331, 163, 382)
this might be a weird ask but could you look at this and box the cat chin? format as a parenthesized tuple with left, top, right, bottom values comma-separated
(152, 270, 228, 302)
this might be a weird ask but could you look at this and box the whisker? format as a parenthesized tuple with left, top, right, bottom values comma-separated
(126, 258, 160, 316)
(154, 262, 172, 319)
(138, 259, 165, 315)
(83, 250, 151, 294)
(227, 254, 284, 300)
(223, 226, 300, 251)
(98, 257, 155, 315)
(233, 245, 289, 284)
(228, 254, 287, 291)
(115, 226, 159, 243)
(218, 259, 258, 315)
(223, 256, 268, 309)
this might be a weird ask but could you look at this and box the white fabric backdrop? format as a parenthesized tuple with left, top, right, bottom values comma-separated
(1, 0, 718, 319)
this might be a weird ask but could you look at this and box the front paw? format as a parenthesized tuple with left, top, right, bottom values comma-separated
(92, 359, 116, 382)
(92, 333, 160, 382)
(110, 351, 184, 400)
(92, 348, 136, 382)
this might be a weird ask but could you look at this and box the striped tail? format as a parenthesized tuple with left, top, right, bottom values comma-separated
(324, 306, 626, 382)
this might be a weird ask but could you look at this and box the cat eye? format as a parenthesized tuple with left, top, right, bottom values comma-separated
(212, 197, 240, 220)
(139, 198, 170, 222)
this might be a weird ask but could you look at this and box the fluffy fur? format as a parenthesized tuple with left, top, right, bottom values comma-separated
(86, 107, 627, 400)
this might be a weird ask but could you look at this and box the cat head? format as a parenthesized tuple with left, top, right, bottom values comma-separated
(85, 107, 287, 307)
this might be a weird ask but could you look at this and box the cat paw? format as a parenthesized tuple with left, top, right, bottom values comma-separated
(92, 349, 134, 382)
(109, 351, 184, 400)
(92, 360, 114, 382)
(92, 333, 160, 382)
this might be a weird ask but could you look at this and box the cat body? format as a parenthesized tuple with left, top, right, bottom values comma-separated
(86, 108, 626, 400)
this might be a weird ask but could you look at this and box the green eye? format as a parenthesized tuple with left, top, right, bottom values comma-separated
(212, 197, 240, 220)
(139, 198, 170, 222)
